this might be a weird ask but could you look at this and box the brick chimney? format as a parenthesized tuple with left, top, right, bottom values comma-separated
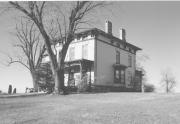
(119, 28, 126, 41)
(105, 20, 112, 35)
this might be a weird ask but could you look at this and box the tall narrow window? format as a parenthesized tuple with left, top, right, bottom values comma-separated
(82, 44, 88, 59)
(128, 55, 132, 67)
(120, 70, 125, 84)
(128, 71, 133, 84)
(114, 69, 120, 83)
(69, 47, 75, 61)
(116, 51, 120, 64)
(115, 70, 120, 80)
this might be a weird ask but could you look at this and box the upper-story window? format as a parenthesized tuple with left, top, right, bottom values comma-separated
(69, 47, 75, 61)
(128, 55, 132, 67)
(82, 44, 88, 59)
(116, 51, 120, 64)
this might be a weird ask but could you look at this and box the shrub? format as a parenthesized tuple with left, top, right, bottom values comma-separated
(66, 86, 77, 92)
(77, 75, 89, 92)
(36, 63, 54, 94)
(8, 85, 12, 94)
(144, 83, 155, 92)
(38, 82, 54, 93)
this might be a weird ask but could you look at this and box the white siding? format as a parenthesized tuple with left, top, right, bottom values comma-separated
(43, 37, 95, 62)
(95, 35, 136, 88)
(65, 38, 95, 61)
(96, 38, 115, 86)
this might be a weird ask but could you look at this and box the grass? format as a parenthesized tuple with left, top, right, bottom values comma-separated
(0, 92, 46, 98)
(0, 93, 180, 124)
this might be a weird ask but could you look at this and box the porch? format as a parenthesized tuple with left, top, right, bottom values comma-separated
(64, 59, 94, 88)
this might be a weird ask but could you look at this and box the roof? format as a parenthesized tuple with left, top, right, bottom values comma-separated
(113, 63, 127, 69)
(52, 28, 142, 51)
(75, 28, 142, 51)
(64, 59, 94, 65)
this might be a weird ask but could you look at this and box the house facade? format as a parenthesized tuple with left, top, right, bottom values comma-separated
(44, 21, 142, 92)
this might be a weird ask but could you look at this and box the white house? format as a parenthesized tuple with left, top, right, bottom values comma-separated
(44, 21, 142, 92)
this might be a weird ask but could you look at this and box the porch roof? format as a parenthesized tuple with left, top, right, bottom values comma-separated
(64, 59, 94, 65)
(113, 64, 127, 69)
(64, 59, 94, 70)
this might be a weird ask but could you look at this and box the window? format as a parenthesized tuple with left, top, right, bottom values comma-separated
(115, 70, 120, 79)
(116, 51, 120, 64)
(128, 55, 132, 67)
(82, 44, 88, 59)
(128, 71, 133, 84)
(120, 70, 125, 84)
(69, 47, 75, 60)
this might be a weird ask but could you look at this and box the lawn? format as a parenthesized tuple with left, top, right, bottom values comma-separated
(0, 93, 180, 124)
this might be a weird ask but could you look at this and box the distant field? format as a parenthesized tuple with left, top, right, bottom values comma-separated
(0, 93, 180, 124)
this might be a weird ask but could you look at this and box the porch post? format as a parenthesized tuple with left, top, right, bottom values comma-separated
(89, 62, 92, 91)
(68, 64, 70, 87)
(80, 61, 82, 80)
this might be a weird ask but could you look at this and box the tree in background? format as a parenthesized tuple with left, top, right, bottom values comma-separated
(160, 69, 177, 93)
(7, 20, 45, 92)
(9, 1, 106, 94)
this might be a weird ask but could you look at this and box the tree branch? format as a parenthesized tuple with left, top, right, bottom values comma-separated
(7, 55, 30, 70)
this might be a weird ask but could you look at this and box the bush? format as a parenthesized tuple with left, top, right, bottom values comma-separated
(66, 86, 77, 92)
(38, 82, 54, 94)
(8, 85, 12, 94)
(36, 63, 54, 94)
(144, 83, 155, 92)
(77, 75, 89, 92)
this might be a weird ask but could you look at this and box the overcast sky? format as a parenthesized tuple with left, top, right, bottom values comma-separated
(0, 1, 180, 93)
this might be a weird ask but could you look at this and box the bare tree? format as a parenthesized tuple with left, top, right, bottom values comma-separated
(8, 1, 105, 94)
(160, 69, 177, 93)
(8, 20, 45, 92)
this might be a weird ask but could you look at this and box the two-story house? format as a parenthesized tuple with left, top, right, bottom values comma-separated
(44, 21, 143, 92)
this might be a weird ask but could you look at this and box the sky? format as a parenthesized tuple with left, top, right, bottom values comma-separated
(0, 1, 180, 93)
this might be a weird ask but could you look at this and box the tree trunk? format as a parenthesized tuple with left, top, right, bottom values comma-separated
(53, 68, 64, 94)
(31, 71, 38, 92)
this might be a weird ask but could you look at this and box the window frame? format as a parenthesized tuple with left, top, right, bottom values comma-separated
(128, 55, 132, 67)
(116, 51, 120, 64)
